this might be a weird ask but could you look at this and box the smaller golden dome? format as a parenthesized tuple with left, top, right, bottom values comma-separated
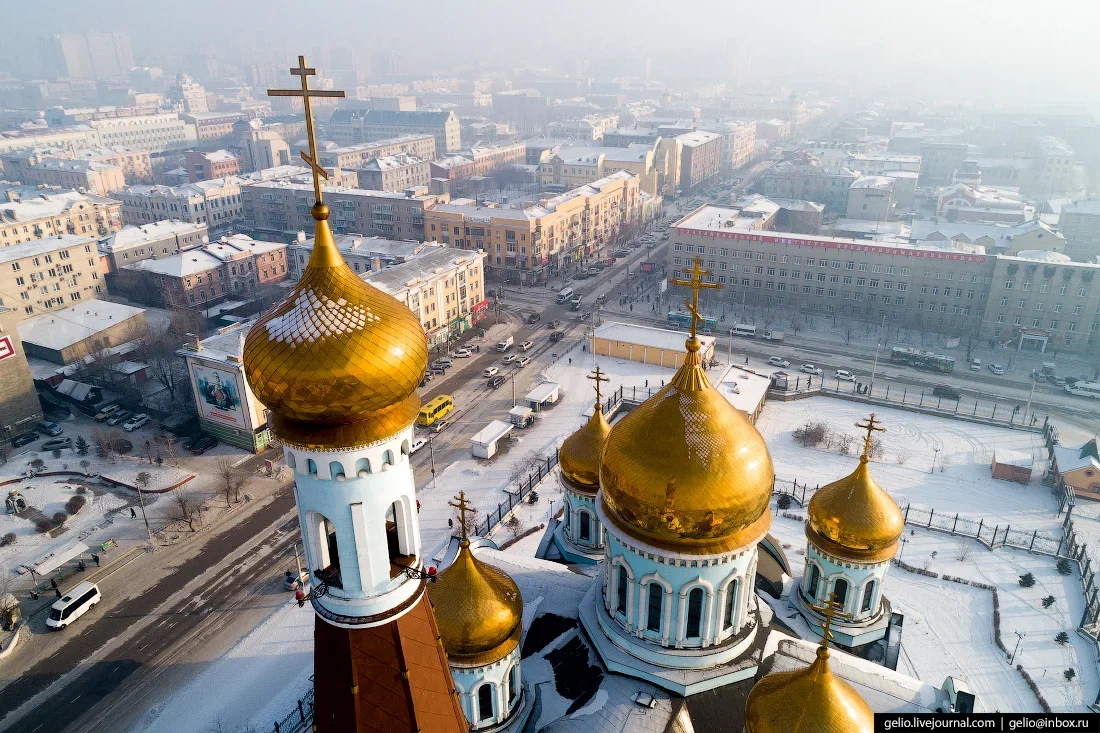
(745, 645, 874, 733)
(806, 421, 903, 563)
(428, 541, 522, 666)
(559, 407, 611, 494)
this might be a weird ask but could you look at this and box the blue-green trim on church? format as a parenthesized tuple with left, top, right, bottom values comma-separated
(198, 417, 271, 453)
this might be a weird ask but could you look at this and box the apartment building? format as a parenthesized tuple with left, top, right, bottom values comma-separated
(357, 154, 431, 192)
(676, 131, 722, 191)
(917, 142, 969, 186)
(1, 191, 122, 245)
(15, 158, 125, 197)
(0, 306, 44, 440)
(242, 180, 442, 241)
(99, 220, 208, 274)
(185, 150, 241, 183)
(316, 134, 437, 168)
(846, 176, 896, 221)
(365, 246, 487, 347)
(537, 144, 660, 196)
(763, 157, 859, 214)
(546, 114, 621, 142)
(0, 234, 106, 319)
(114, 178, 243, 227)
(1034, 136, 1076, 197)
(89, 113, 190, 151)
(115, 234, 287, 309)
(429, 142, 528, 194)
(287, 233, 425, 280)
(424, 170, 642, 282)
(1059, 200, 1100, 263)
(329, 109, 461, 153)
(698, 119, 756, 172)
(182, 112, 247, 143)
(0, 126, 102, 156)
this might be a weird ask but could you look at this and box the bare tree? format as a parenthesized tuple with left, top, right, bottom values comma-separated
(215, 457, 244, 507)
(955, 540, 972, 562)
(136, 472, 151, 489)
(504, 514, 524, 538)
(171, 490, 200, 531)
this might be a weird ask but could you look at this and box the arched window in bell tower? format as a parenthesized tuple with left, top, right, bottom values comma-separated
(686, 587, 704, 639)
(309, 512, 342, 589)
(806, 564, 821, 601)
(477, 684, 494, 721)
(861, 581, 875, 612)
(579, 511, 591, 541)
(616, 565, 628, 615)
(385, 500, 415, 575)
(646, 583, 663, 632)
(832, 577, 850, 608)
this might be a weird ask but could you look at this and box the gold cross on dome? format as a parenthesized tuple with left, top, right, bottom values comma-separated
(587, 365, 609, 411)
(810, 593, 846, 650)
(671, 256, 721, 341)
(268, 55, 346, 204)
(855, 413, 887, 460)
(448, 490, 474, 540)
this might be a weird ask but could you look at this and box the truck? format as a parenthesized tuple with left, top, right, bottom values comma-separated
(762, 330, 784, 342)
(496, 336, 514, 352)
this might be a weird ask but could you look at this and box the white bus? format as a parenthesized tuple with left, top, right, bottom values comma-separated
(556, 287, 575, 304)
(731, 324, 757, 338)
(1066, 381, 1100, 399)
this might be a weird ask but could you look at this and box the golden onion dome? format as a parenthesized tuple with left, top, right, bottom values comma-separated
(242, 202, 428, 447)
(745, 645, 874, 733)
(428, 540, 522, 666)
(806, 452, 904, 564)
(599, 336, 774, 555)
(559, 407, 611, 494)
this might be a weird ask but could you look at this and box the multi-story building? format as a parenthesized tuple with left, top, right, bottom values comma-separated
(171, 74, 209, 114)
(848, 153, 922, 177)
(546, 114, 620, 142)
(428, 142, 527, 194)
(182, 112, 246, 143)
(0, 126, 102, 156)
(1059, 200, 1100, 263)
(424, 171, 642, 282)
(114, 178, 243, 227)
(1033, 136, 1076, 198)
(242, 180, 443, 242)
(75, 146, 153, 181)
(365, 246, 488, 347)
(2, 156, 125, 197)
(357, 154, 431, 192)
(846, 176, 895, 221)
(115, 234, 287, 309)
(99, 220, 208, 274)
(918, 142, 969, 186)
(0, 306, 44, 440)
(936, 184, 1027, 224)
(0, 234, 106, 319)
(763, 156, 859, 214)
(697, 119, 756, 172)
(287, 233, 425, 280)
(40, 31, 133, 79)
(536, 144, 660, 196)
(185, 150, 241, 183)
(0, 191, 121, 245)
(329, 109, 461, 152)
(675, 131, 722, 192)
(316, 134, 437, 168)
(5, 146, 155, 184)
(89, 113, 190, 151)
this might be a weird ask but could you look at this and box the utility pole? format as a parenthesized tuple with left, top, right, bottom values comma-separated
(429, 436, 437, 490)
(728, 328, 733, 366)
(137, 486, 153, 546)
(1023, 380, 1036, 425)
(1009, 630, 1026, 664)
(869, 312, 888, 392)
(511, 370, 517, 408)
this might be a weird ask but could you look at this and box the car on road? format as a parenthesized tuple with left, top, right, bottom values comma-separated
(578, 311, 592, 321)
(106, 410, 132, 427)
(834, 369, 856, 382)
(46, 581, 101, 630)
(37, 420, 64, 436)
(94, 404, 121, 422)
(989, 364, 1006, 375)
(10, 432, 37, 448)
(410, 437, 427, 454)
(547, 320, 561, 329)
(932, 385, 961, 401)
(186, 434, 218, 455)
(519, 340, 534, 351)
(549, 331, 565, 343)
(453, 348, 472, 358)
(502, 354, 518, 365)
(1033, 372, 1047, 383)
(483, 367, 499, 377)
(526, 313, 542, 324)
(970, 359, 982, 371)
(41, 437, 73, 451)
(123, 413, 150, 432)
(767, 356, 790, 367)
(431, 420, 450, 434)
(614, 249, 630, 258)
(488, 375, 507, 389)
(517, 356, 531, 368)
(799, 364, 823, 376)
(1051, 376, 1067, 386)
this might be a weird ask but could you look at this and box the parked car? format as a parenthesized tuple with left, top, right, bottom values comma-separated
(37, 421, 63, 436)
(989, 364, 1006, 375)
(106, 410, 132, 427)
(834, 369, 856, 382)
(41, 437, 73, 452)
(1051, 376, 1067, 386)
(410, 437, 427, 454)
(526, 313, 542, 324)
(483, 367, 499, 378)
(434, 358, 453, 368)
(419, 373, 433, 387)
(517, 356, 531, 368)
(123, 413, 150, 432)
(767, 356, 790, 367)
(429, 365, 448, 376)
(431, 419, 450, 434)
(10, 432, 38, 448)
(186, 434, 218, 455)
(453, 348, 472, 358)
(799, 364, 823, 376)
(519, 340, 534, 352)
(502, 354, 518, 365)
(614, 249, 630, 258)
(94, 404, 121, 422)
(283, 569, 309, 592)
(488, 375, 507, 389)
(1033, 372, 1047, 383)
(549, 331, 565, 343)
(932, 385, 961, 401)
(970, 359, 982, 371)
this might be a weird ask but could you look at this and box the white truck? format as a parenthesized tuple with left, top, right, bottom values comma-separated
(496, 336, 514, 352)
(762, 330, 784, 342)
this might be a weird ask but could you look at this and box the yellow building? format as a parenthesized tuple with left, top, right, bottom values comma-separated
(0, 190, 122, 246)
(0, 234, 106, 319)
(538, 144, 660, 196)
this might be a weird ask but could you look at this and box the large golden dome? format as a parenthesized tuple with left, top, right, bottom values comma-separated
(243, 203, 428, 445)
(599, 337, 774, 554)
(745, 645, 874, 733)
(428, 540, 522, 666)
(559, 407, 611, 494)
(806, 447, 903, 564)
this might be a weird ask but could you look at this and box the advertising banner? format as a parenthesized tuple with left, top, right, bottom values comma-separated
(193, 364, 247, 428)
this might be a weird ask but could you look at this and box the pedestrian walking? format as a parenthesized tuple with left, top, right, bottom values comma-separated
(130, 507, 137, 519)
(55, 588, 62, 599)
(78, 559, 86, 571)
(50, 578, 58, 591)
(92, 553, 100, 567)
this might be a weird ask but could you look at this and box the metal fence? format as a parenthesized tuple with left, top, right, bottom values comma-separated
(1061, 515, 1100, 635)
(272, 676, 314, 733)
(475, 452, 560, 538)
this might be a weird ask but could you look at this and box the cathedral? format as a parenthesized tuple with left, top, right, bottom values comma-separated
(241, 59, 973, 733)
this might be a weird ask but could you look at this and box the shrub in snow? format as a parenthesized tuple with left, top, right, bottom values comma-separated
(75, 436, 89, 455)
(991, 591, 1007, 655)
(1041, 595, 1055, 609)
(777, 493, 792, 510)
(792, 422, 829, 448)
(1019, 572, 1036, 588)
(1055, 631, 1070, 645)
(1016, 665, 1053, 713)
(35, 519, 53, 534)
(1057, 558, 1073, 576)
(0, 533, 15, 547)
(52, 449, 62, 459)
(66, 495, 85, 515)
(1065, 669, 1076, 682)
(28, 458, 46, 474)
(52, 511, 67, 526)
(76, 485, 86, 494)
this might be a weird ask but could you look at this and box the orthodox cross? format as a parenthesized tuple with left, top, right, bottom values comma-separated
(267, 56, 345, 203)
(671, 256, 721, 341)
(587, 365, 609, 411)
(810, 593, 845, 650)
(449, 490, 474, 540)
(856, 413, 886, 459)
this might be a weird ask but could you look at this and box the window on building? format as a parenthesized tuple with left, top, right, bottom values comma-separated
(861, 582, 875, 612)
(647, 583, 663, 632)
(686, 588, 704, 638)
(616, 566, 628, 614)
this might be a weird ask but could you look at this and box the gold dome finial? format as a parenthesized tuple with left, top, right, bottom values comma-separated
(559, 366, 612, 493)
(242, 59, 427, 449)
(448, 490, 475, 544)
(745, 596, 874, 733)
(806, 414, 903, 563)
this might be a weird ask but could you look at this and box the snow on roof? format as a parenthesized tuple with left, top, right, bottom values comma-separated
(675, 130, 721, 147)
(0, 190, 115, 225)
(201, 150, 237, 162)
(32, 540, 90, 576)
(470, 419, 513, 446)
(993, 449, 1033, 468)
(182, 323, 252, 364)
(1062, 199, 1100, 216)
(1013, 250, 1071, 263)
(1054, 443, 1100, 475)
(364, 247, 484, 295)
(108, 360, 147, 375)
(716, 366, 771, 416)
(0, 233, 97, 264)
(361, 153, 425, 171)
(18, 301, 144, 351)
(525, 382, 561, 403)
(297, 233, 423, 260)
(102, 220, 206, 251)
(125, 235, 283, 277)
(595, 321, 717, 354)
(910, 218, 1062, 246)
(850, 175, 895, 190)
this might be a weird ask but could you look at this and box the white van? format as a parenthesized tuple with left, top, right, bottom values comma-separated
(556, 287, 575, 304)
(47, 581, 101, 630)
(970, 358, 981, 371)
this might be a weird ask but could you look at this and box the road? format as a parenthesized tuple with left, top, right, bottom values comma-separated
(0, 485, 298, 733)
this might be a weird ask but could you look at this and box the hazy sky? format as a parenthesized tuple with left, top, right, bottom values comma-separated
(6, 0, 1100, 109)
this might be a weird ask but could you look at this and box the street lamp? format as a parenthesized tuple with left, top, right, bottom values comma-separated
(930, 447, 941, 474)
(1009, 630, 1026, 664)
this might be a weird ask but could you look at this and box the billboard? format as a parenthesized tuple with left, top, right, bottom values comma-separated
(192, 364, 247, 428)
